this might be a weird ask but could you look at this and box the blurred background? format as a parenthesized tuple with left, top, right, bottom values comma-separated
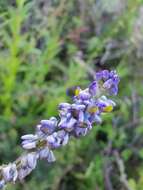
(0, 0, 143, 189)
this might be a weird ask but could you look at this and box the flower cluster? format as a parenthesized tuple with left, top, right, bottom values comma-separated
(0, 70, 119, 189)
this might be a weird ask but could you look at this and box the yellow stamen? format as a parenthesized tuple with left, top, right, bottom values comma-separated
(75, 88, 80, 96)
(88, 106, 98, 113)
(103, 105, 113, 112)
(37, 140, 47, 148)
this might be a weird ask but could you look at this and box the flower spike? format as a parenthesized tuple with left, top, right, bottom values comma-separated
(0, 70, 119, 189)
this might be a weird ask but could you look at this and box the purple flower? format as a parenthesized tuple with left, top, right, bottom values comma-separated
(58, 116, 77, 131)
(96, 70, 110, 80)
(96, 71, 103, 80)
(89, 81, 98, 96)
(21, 134, 38, 150)
(47, 151, 56, 162)
(78, 90, 91, 100)
(58, 103, 71, 116)
(40, 117, 57, 135)
(96, 70, 120, 95)
(47, 130, 69, 149)
(74, 89, 91, 104)
(92, 114, 102, 124)
(27, 152, 38, 169)
(18, 153, 38, 180)
(74, 127, 88, 137)
(71, 104, 85, 121)
(59, 103, 71, 110)
(102, 70, 110, 79)
(104, 71, 120, 95)
(38, 147, 50, 159)
(2, 164, 18, 182)
(86, 109, 102, 124)
(97, 96, 116, 112)
(0, 180, 5, 189)
(103, 79, 113, 89)
(103, 79, 118, 95)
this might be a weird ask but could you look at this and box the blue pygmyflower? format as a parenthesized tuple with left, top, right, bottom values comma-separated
(0, 69, 120, 189)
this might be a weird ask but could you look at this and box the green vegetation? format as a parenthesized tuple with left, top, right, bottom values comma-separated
(0, 0, 143, 189)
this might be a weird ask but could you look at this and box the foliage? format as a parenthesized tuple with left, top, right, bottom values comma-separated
(0, 0, 143, 189)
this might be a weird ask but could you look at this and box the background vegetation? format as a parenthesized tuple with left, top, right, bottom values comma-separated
(0, 0, 143, 189)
